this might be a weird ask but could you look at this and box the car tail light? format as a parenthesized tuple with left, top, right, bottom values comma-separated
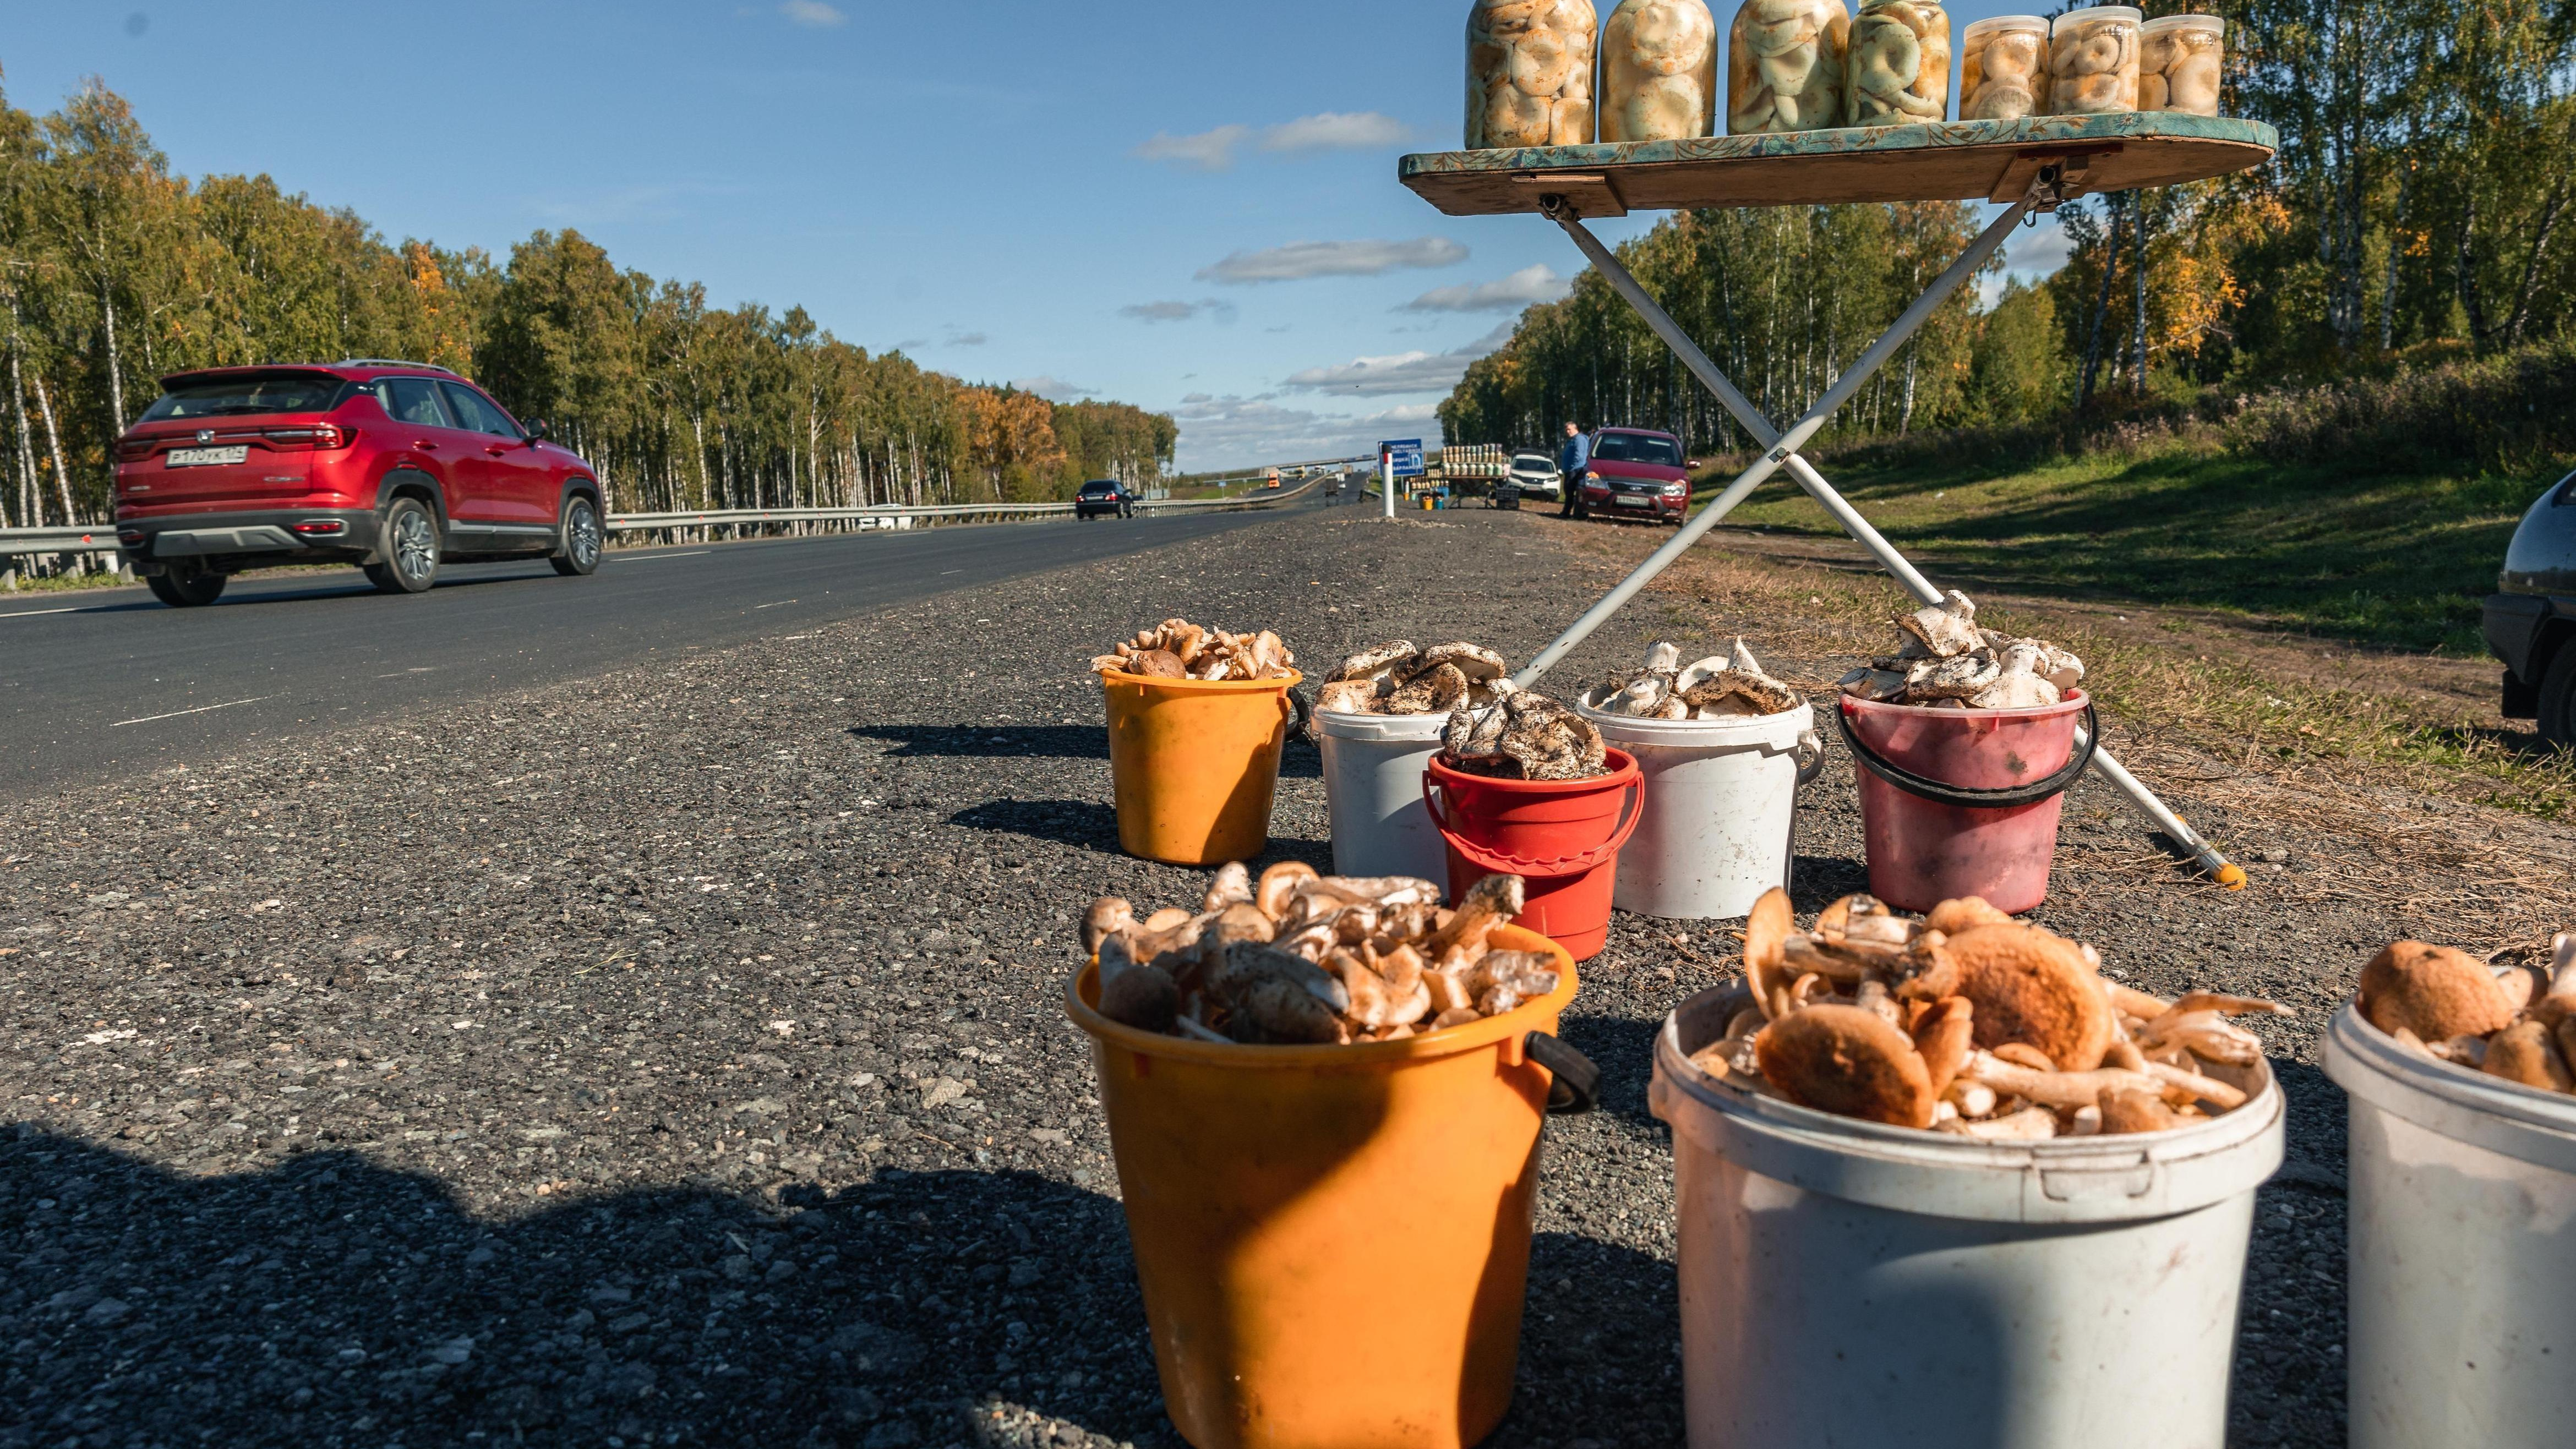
(118, 530, 144, 546)
(290, 520, 348, 537)
(114, 436, 156, 461)
(262, 424, 353, 450)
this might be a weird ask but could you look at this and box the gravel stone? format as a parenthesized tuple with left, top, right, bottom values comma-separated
(0, 504, 2468, 1445)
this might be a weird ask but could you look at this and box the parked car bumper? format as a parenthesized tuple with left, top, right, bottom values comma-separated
(1581, 484, 1687, 520)
(2486, 590, 2574, 717)
(115, 507, 381, 572)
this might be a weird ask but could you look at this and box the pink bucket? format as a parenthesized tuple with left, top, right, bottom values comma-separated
(1835, 692, 2096, 914)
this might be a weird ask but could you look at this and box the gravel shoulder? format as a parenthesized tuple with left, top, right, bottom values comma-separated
(6, 501, 2555, 1447)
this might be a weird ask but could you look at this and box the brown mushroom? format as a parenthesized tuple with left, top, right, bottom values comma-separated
(2482, 1019, 2575, 1094)
(1203, 862, 1253, 914)
(2098, 1086, 2182, 1135)
(1127, 648, 1188, 679)
(1926, 896, 2016, 936)
(1255, 861, 1319, 921)
(1742, 886, 1793, 1020)
(1943, 924, 2118, 1071)
(1141, 906, 1194, 934)
(1082, 898, 1135, 955)
(1960, 1051, 2166, 1110)
(2359, 941, 2521, 1043)
(1423, 873, 1525, 967)
(1755, 1004, 1938, 1128)
(1909, 996, 1974, 1097)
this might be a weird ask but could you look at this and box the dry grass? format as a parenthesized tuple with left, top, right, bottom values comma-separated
(1544, 518, 2576, 943)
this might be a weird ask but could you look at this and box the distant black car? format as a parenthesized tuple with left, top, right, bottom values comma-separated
(1076, 479, 1134, 520)
(2487, 467, 2576, 743)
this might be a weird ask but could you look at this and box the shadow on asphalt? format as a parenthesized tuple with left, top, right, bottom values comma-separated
(0, 1131, 1174, 1447)
(949, 799, 1122, 852)
(1787, 852, 1870, 909)
(853, 726, 1109, 762)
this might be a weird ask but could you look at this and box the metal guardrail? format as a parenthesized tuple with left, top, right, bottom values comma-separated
(0, 475, 1323, 562)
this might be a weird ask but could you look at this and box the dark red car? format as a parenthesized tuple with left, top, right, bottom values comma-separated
(113, 360, 605, 607)
(1569, 426, 1693, 524)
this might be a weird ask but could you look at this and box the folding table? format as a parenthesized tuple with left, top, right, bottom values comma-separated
(1398, 113, 2279, 889)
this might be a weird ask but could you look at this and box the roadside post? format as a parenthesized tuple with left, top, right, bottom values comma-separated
(1381, 438, 1423, 521)
(1397, 114, 2278, 887)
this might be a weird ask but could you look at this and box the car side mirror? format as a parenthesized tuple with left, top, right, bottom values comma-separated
(525, 419, 550, 442)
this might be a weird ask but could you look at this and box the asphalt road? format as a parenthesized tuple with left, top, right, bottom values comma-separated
(0, 502, 1308, 800)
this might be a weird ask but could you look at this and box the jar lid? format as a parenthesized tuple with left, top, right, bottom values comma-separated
(1962, 14, 2049, 39)
(2054, 5, 2143, 27)
(2142, 13, 2224, 34)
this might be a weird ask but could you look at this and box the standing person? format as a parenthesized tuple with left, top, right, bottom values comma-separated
(1557, 422, 1592, 520)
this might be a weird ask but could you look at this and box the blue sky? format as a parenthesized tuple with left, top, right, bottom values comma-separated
(3, 1, 2073, 471)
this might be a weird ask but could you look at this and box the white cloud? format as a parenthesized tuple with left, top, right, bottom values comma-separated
(1138, 112, 1412, 172)
(1170, 396, 1446, 473)
(946, 331, 989, 347)
(1136, 125, 1252, 172)
(1260, 111, 1412, 154)
(1401, 264, 1570, 313)
(1979, 215, 2074, 308)
(1279, 324, 1517, 398)
(1198, 237, 1469, 286)
(1013, 375, 1096, 402)
(1118, 298, 1238, 325)
(779, 1, 845, 27)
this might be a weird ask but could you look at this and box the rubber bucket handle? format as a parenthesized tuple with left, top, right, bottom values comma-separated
(1524, 1031, 1601, 1114)
(1834, 698, 2099, 810)
(1421, 773, 1644, 879)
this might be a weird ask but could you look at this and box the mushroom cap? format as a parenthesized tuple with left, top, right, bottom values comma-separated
(1421, 642, 1508, 682)
(1098, 964, 1180, 1033)
(1387, 661, 1471, 714)
(1203, 862, 1252, 914)
(1082, 898, 1135, 954)
(1315, 679, 1383, 715)
(1129, 649, 1188, 679)
(1327, 641, 1419, 684)
(1742, 885, 1792, 1005)
(1755, 1004, 1938, 1128)
(2481, 1019, 2574, 1094)
(1942, 923, 2118, 1071)
(1645, 641, 1682, 673)
(1255, 861, 1319, 920)
(2097, 1086, 2182, 1135)
(1925, 896, 2016, 936)
(2358, 941, 2520, 1043)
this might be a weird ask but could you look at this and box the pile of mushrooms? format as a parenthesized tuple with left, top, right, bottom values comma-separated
(1726, 0, 1849, 134)
(1444, 688, 1610, 781)
(1317, 639, 1513, 717)
(1091, 618, 1296, 682)
(1837, 590, 2086, 709)
(1085, 866, 1559, 1045)
(2357, 934, 2576, 1095)
(1585, 638, 1799, 719)
(1688, 887, 2284, 1138)
(2138, 17, 2222, 117)
(1466, 0, 1600, 149)
(1602, 0, 1721, 143)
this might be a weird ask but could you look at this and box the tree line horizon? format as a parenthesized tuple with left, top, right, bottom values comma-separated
(0, 70, 1178, 531)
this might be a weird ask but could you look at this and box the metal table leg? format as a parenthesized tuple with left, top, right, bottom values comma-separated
(1516, 182, 2245, 890)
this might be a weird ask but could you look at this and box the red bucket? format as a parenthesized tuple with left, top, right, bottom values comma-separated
(1836, 691, 2097, 914)
(1423, 748, 1644, 962)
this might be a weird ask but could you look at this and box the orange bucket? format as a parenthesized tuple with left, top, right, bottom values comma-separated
(1066, 924, 1597, 1449)
(1103, 669, 1302, 866)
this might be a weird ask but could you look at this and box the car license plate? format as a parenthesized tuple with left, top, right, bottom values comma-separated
(1615, 495, 1652, 507)
(166, 446, 248, 467)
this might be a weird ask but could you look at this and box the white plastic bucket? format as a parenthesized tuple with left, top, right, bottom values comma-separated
(1649, 985, 2284, 1449)
(1315, 708, 1451, 881)
(2323, 1003, 2576, 1449)
(1576, 698, 1819, 921)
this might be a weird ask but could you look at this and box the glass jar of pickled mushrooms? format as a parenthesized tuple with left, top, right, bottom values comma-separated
(1603, 0, 1721, 141)
(1467, 0, 1601, 148)
(1846, 0, 1950, 126)
(2048, 6, 2140, 116)
(2139, 14, 2223, 117)
(1727, 0, 1851, 134)
(1959, 16, 2048, 121)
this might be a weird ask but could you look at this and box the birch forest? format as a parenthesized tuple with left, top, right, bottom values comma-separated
(0, 73, 1177, 530)
(1442, 0, 2576, 458)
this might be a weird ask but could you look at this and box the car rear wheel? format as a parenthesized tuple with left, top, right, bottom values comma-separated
(550, 495, 602, 577)
(364, 497, 440, 595)
(2539, 646, 2576, 748)
(146, 570, 225, 608)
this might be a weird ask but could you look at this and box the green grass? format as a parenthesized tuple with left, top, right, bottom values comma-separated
(1699, 440, 2550, 655)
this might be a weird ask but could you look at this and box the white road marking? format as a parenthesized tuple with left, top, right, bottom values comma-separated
(753, 599, 798, 610)
(112, 695, 277, 728)
(0, 606, 80, 619)
(608, 550, 711, 563)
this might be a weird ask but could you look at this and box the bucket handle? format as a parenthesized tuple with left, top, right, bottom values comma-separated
(1525, 1032, 1601, 1114)
(1792, 728, 1826, 789)
(1833, 699, 2099, 810)
(1421, 772, 1645, 878)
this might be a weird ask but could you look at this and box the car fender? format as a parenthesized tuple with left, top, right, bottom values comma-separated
(555, 475, 604, 517)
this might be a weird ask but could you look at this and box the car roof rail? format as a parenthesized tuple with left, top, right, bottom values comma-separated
(334, 358, 461, 375)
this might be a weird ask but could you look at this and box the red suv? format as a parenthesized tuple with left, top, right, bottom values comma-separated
(113, 361, 606, 606)
(1567, 426, 1693, 524)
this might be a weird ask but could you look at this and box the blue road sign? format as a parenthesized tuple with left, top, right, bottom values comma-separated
(1380, 439, 1425, 477)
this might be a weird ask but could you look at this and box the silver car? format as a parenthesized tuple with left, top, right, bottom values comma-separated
(2488, 468, 2576, 744)
(1494, 450, 1561, 508)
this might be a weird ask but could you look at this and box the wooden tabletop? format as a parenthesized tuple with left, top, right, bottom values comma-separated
(1399, 114, 2277, 218)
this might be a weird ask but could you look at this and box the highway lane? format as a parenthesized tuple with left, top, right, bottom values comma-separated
(0, 503, 1306, 800)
